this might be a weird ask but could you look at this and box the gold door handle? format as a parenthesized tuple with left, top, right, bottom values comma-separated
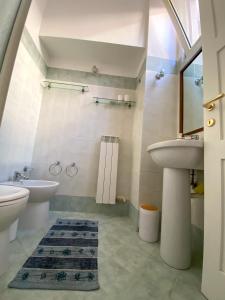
(203, 93, 225, 110)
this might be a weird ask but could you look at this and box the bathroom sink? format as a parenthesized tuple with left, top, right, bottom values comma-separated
(147, 139, 204, 169)
(147, 139, 204, 270)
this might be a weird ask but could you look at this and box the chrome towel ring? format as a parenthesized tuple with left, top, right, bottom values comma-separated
(49, 161, 62, 176)
(66, 162, 78, 177)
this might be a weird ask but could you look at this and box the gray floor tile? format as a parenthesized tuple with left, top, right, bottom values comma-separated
(0, 212, 204, 300)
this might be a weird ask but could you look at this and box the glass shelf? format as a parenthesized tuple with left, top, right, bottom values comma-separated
(41, 79, 89, 93)
(93, 97, 135, 108)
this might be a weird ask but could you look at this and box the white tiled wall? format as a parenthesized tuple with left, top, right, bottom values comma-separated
(130, 75, 145, 209)
(139, 70, 178, 208)
(31, 85, 135, 199)
(129, 2, 180, 211)
(130, 69, 178, 210)
(0, 42, 44, 181)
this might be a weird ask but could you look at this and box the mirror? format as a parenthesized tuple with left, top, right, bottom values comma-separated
(180, 50, 204, 135)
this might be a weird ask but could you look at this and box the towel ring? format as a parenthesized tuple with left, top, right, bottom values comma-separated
(49, 161, 62, 176)
(66, 162, 78, 177)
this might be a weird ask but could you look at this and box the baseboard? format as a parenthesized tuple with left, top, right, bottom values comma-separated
(128, 202, 139, 230)
(50, 195, 129, 216)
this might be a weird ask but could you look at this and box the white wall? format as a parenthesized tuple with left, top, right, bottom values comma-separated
(25, 0, 47, 54)
(40, 0, 148, 48)
(191, 197, 204, 230)
(31, 83, 135, 199)
(130, 0, 180, 210)
(139, 70, 178, 208)
(130, 74, 145, 209)
(0, 41, 44, 181)
(148, 1, 182, 60)
(168, 0, 201, 46)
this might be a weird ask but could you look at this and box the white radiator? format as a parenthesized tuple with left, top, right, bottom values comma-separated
(96, 136, 119, 204)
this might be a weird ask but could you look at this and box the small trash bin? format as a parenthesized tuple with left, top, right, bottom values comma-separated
(139, 204, 160, 242)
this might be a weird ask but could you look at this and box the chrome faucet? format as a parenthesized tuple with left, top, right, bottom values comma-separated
(13, 171, 29, 181)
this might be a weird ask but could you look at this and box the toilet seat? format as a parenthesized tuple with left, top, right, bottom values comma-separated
(0, 196, 28, 207)
(0, 185, 29, 206)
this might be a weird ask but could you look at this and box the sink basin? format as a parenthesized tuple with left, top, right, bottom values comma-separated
(147, 139, 204, 269)
(1, 180, 59, 231)
(147, 139, 203, 169)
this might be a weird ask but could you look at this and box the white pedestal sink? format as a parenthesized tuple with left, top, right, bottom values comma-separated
(147, 139, 203, 269)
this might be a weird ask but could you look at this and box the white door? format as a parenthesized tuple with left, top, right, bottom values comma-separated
(199, 0, 225, 299)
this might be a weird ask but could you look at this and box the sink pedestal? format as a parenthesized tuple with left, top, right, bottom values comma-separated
(147, 139, 203, 270)
(160, 168, 191, 269)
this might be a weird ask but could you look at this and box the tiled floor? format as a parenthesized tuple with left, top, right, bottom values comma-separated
(0, 211, 206, 300)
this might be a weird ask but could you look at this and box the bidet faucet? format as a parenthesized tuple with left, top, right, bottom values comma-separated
(13, 171, 29, 182)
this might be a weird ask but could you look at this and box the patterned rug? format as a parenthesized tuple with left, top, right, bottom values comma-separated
(9, 219, 99, 290)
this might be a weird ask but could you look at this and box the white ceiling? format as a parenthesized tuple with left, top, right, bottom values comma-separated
(40, 36, 145, 77)
(41, 0, 148, 48)
(25, 0, 148, 77)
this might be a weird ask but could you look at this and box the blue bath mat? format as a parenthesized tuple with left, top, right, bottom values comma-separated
(8, 219, 99, 291)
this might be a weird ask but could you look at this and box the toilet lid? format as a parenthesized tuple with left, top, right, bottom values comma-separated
(0, 185, 29, 204)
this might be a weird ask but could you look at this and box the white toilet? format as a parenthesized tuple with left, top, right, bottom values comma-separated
(0, 185, 29, 276)
(1, 180, 59, 232)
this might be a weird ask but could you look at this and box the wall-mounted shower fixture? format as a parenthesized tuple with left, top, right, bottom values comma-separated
(195, 76, 203, 86)
(92, 65, 99, 74)
(66, 162, 78, 177)
(155, 69, 165, 80)
(41, 79, 89, 93)
(49, 161, 63, 176)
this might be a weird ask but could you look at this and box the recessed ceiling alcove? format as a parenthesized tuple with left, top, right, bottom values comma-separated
(40, 35, 145, 77)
